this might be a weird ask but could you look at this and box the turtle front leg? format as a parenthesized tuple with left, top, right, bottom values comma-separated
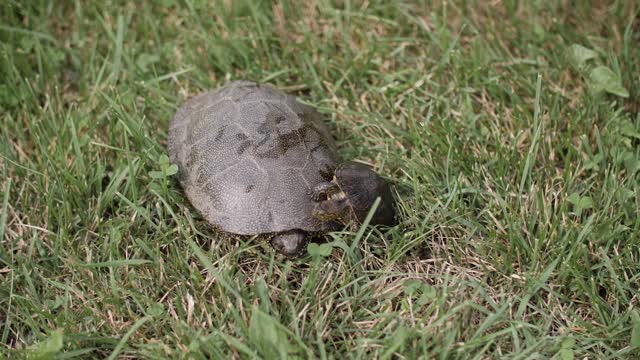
(270, 230, 308, 257)
(311, 181, 340, 201)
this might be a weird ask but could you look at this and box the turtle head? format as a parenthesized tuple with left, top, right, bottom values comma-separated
(311, 162, 396, 227)
(311, 190, 354, 224)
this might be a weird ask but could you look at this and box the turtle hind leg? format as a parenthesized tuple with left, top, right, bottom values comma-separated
(270, 230, 308, 257)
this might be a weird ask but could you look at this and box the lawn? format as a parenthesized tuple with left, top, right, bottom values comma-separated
(1, 0, 639, 358)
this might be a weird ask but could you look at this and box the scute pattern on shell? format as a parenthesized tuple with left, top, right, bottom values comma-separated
(168, 81, 340, 235)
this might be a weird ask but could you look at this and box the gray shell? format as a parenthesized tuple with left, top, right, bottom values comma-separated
(168, 81, 339, 235)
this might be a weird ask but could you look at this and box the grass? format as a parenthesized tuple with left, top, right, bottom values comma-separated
(1, 0, 639, 358)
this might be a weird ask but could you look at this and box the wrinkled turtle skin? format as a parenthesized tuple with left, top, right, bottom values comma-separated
(168, 80, 340, 256)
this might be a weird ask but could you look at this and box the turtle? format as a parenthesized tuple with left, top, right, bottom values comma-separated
(168, 80, 396, 257)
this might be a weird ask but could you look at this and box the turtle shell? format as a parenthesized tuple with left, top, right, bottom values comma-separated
(335, 162, 396, 226)
(168, 81, 340, 235)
